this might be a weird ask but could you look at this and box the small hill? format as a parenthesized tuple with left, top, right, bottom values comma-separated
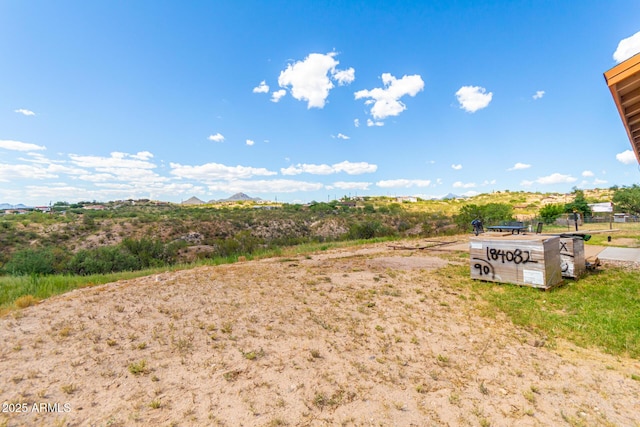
(0, 203, 30, 210)
(181, 196, 205, 205)
(211, 192, 262, 203)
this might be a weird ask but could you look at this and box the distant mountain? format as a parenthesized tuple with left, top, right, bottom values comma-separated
(0, 203, 30, 210)
(440, 193, 461, 200)
(212, 193, 262, 203)
(181, 196, 205, 205)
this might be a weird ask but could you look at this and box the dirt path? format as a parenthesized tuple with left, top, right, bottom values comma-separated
(1, 242, 640, 426)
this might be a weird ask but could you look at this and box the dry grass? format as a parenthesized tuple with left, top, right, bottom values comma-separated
(1, 239, 639, 426)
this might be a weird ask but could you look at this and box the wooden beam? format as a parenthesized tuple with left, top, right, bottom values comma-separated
(604, 53, 640, 87)
(626, 111, 640, 126)
(621, 86, 640, 106)
(604, 54, 640, 164)
(624, 100, 640, 116)
(614, 73, 640, 93)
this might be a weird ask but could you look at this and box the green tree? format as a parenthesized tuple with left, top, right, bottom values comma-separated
(454, 204, 483, 228)
(564, 188, 592, 217)
(455, 203, 514, 228)
(612, 184, 640, 215)
(482, 203, 515, 224)
(538, 203, 565, 224)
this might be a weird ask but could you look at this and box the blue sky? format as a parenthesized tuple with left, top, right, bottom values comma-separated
(2, 1, 640, 205)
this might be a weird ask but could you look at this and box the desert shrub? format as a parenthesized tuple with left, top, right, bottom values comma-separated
(233, 230, 260, 254)
(66, 246, 140, 275)
(387, 203, 403, 213)
(3, 248, 59, 276)
(309, 202, 337, 214)
(348, 220, 383, 239)
(15, 294, 38, 308)
(363, 204, 376, 213)
(121, 237, 178, 268)
(397, 220, 412, 232)
(211, 238, 241, 258)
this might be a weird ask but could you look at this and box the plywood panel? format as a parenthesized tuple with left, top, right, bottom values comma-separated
(559, 237, 585, 279)
(470, 234, 562, 289)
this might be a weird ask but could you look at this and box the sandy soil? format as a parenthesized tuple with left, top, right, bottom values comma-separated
(1, 240, 640, 427)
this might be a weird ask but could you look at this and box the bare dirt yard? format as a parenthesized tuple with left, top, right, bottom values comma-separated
(1, 240, 640, 426)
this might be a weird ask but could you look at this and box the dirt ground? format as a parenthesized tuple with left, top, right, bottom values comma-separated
(1, 239, 640, 427)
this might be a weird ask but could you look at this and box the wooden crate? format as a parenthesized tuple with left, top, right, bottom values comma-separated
(469, 234, 562, 289)
(559, 237, 585, 279)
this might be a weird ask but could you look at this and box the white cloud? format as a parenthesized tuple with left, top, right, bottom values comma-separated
(613, 31, 640, 63)
(532, 90, 545, 100)
(0, 163, 58, 182)
(67, 151, 166, 187)
(451, 164, 462, 170)
(593, 178, 608, 185)
(280, 161, 377, 176)
(507, 162, 531, 171)
(208, 133, 225, 142)
(252, 80, 269, 93)
(329, 181, 371, 190)
(170, 162, 277, 181)
(20, 153, 87, 176)
(277, 52, 354, 109)
(354, 119, 360, 128)
(0, 139, 46, 152)
(333, 68, 355, 86)
(246, 139, 255, 146)
(581, 170, 594, 177)
(455, 85, 493, 113)
(537, 173, 577, 185)
(206, 179, 324, 194)
(354, 73, 424, 120)
(131, 151, 153, 161)
(452, 181, 476, 189)
(3, 150, 166, 190)
(271, 89, 286, 103)
(335, 133, 350, 140)
(616, 149, 637, 164)
(14, 108, 36, 116)
(482, 179, 496, 185)
(366, 119, 384, 127)
(522, 173, 577, 186)
(69, 152, 156, 170)
(376, 179, 431, 188)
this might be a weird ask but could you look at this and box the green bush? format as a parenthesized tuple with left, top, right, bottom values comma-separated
(455, 203, 514, 229)
(66, 246, 140, 275)
(348, 221, 382, 239)
(3, 248, 60, 276)
(121, 237, 178, 268)
(539, 203, 565, 224)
